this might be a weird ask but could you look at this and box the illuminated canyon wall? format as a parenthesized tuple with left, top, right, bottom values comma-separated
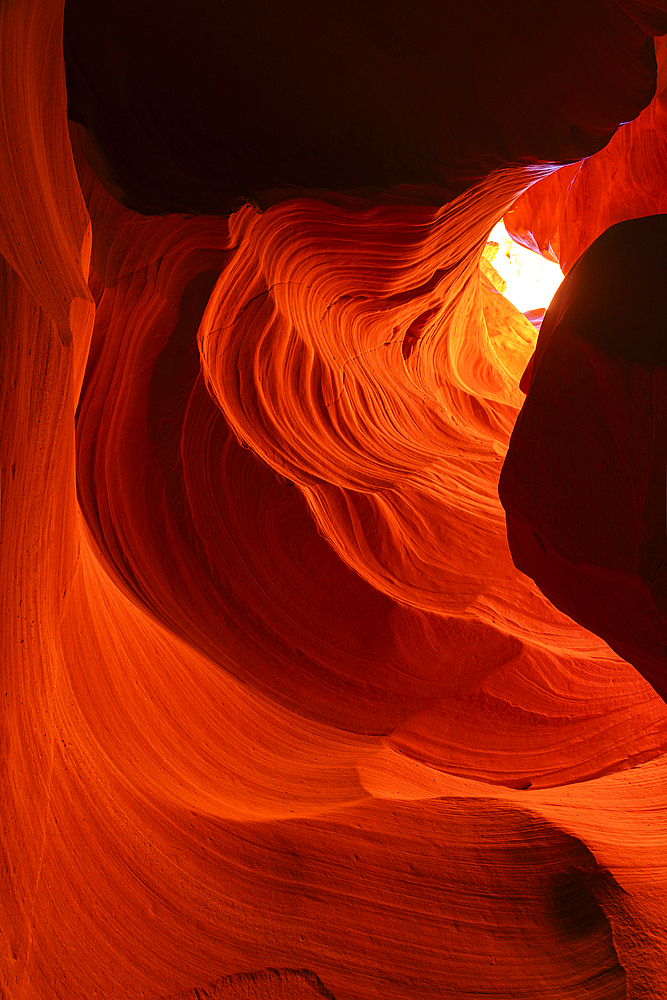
(2, 1, 667, 997)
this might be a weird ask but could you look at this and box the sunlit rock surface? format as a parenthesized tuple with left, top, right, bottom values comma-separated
(3, 1, 667, 997)
(505, 34, 667, 272)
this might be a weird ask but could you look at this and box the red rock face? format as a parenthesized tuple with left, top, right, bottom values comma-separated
(3, 1, 667, 998)
(500, 214, 667, 697)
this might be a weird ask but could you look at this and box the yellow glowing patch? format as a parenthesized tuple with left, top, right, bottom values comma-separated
(486, 220, 564, 315)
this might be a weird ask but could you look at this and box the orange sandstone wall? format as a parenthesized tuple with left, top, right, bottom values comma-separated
(2, 2, 667, 998)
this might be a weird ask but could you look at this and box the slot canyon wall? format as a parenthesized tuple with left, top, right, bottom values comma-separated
(2, 1, 667, 997)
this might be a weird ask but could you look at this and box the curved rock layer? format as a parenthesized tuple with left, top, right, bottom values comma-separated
(505, 33, 667, 271)
(3, 1, 667, 998)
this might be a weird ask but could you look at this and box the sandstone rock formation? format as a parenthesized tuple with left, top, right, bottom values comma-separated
(3, 1, 667, 997)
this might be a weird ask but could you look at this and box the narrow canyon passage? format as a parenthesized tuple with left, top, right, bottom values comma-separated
(2, 2, 667, 997)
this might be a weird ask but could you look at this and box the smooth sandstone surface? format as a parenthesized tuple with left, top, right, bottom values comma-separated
(501, 216, 667, 700)
(3, 1, 667, 998)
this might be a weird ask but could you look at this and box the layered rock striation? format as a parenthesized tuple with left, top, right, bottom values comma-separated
(3, 2, 667, 997)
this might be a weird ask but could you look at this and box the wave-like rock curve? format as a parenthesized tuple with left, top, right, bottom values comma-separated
(3, 1, 667, 997)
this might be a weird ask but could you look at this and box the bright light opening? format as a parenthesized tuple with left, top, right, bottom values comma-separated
(486, 220, 564, 317)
